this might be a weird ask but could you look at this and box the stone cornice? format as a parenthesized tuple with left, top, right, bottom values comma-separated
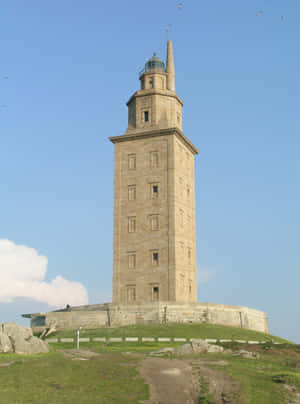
(109, 127, 199, 155)
(126, 90, 184, 107)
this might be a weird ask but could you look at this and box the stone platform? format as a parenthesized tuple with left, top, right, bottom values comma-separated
(23, 302, 268, 334)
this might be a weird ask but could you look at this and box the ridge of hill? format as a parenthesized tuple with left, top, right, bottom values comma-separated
(46, 323, 291, 344)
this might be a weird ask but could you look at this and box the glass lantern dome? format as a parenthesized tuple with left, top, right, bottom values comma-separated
(139, 53, 165, 77)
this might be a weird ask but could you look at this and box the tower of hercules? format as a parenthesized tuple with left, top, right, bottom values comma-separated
(110, 41, 199, 305)
(23, 42, 269, 335)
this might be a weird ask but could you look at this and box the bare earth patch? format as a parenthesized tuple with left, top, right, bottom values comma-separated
(0, 361, 15, 367)
(59, 349, 100, 360)
(284, 384, 300, 404)
(139, 356, 241, 404)
(139, 357, 199, 404)
(192, 359, 241, 404)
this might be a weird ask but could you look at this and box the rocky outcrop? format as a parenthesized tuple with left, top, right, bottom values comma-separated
(0, 323, 49, 355)
(0, 327, 12, 353)
(232, 350, 260, 359)
(149, 339, 224, 356)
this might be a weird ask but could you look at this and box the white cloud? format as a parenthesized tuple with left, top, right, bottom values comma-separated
(198, 267, 216, 284)
(0, 239, 88, 308)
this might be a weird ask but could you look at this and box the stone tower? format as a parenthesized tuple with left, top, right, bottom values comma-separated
(110, 41, 199, 305)
(22, 42, 269, 336)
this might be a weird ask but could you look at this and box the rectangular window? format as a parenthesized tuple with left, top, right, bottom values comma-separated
(128, 154, 136, 170)
(128, 185, 136, 201)
(187, 248, 192, 264)
(128, 217, 136, 233)
(150, 151, 159, 168)
(180, 274, 184, 285)
(128, 252, 136, 269)
(150, 215, 159, 231)
(152, 286, 159, 301)
(127, 286, 136, 302)
(151, 183, 159, 198)
(144, 111, 149, 122)
(180, 242, 185, 256)
(179, 209, 184, 227)
(187, 187, 190, 199)
(151, 250, 159, 266)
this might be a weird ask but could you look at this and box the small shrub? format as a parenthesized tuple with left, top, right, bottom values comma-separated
(198, 377, 215, 404)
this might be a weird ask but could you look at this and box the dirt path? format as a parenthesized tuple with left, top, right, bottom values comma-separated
(139, 357, 241, 404)
(191, 359, 240, 403)
(139, 357, 199, 404)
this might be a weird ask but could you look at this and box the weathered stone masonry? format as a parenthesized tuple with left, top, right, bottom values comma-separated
(23, 41, 269, 335)
(110, 41, 198, 306)
(27, 302, 268, 334)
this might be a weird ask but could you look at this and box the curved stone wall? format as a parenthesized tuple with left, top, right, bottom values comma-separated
(27, 302, 268, 334)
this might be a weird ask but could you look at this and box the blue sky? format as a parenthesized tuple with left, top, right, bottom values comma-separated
(1, 0, 299, 342)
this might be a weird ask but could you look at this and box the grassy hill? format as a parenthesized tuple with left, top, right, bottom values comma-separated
(0, 324, 298, 404)
(46, 323, 291, 344)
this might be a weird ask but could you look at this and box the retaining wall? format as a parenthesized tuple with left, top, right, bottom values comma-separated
(29, 302, 268, 334)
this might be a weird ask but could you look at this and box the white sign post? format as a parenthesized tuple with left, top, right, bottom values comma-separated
(76, 328, 80, 350)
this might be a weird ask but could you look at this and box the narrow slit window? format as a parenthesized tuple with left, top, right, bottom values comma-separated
(152, 251, 159, 266)
(151, 183, 159, 198)
(152, 286, 159, 301)
(127, 286, 136, 302)
(128, 185, 136, 201)
(128, 154, 136, 170)
(128, 253, 136, 269)
(188, 248, 192, 264)
(128, 217, 136, 233)
(187, 187, 190, 199)
(179, 209, 184, 227)
(150, 151, 159, 168)
(150, 215, 159, 231)
(144, 111, 149, 122)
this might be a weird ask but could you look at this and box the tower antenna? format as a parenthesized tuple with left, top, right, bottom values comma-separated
(166, 24, 172, 42)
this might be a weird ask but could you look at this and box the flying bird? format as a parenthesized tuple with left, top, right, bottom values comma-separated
(256, 10, 263, 17)
(178, 3, 183, 10)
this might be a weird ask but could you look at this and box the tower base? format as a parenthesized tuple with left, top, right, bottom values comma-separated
(24, 302, 269, 334)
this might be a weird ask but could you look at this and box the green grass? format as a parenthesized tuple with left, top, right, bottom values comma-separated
(198, 376, 215, 403)
(201, 351, 300, 404)
(1, 346, 299, 404)
(0, 324, 297, 404)
(46, 323, 290, 344)
(48, 341, 183, 353)
(0, 351, 148, 404)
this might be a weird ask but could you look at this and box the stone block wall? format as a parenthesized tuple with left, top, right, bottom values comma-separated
(30, 302, 268, 334)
